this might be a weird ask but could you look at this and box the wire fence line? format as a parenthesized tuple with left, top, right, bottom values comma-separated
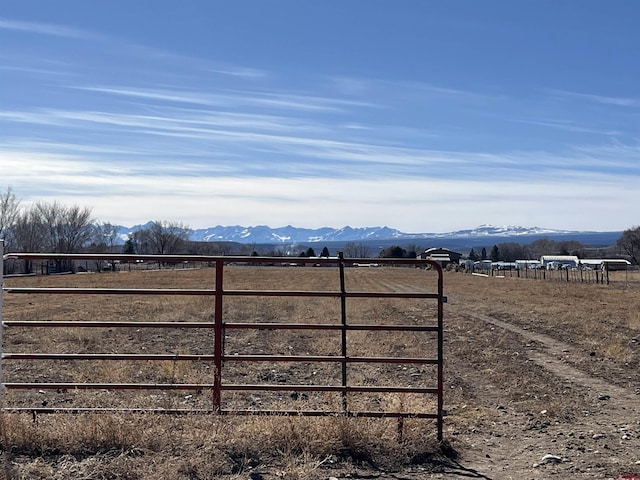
(464, 264, 639, 289)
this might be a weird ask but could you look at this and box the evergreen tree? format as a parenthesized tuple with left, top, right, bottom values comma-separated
(468, 248, 479, 261)
(379, 245, 407, 258)
(490, 245, 500, 262)
(320, 246, 330, 257)
(481, 247, 487, 260)
(123, 237, 136, 254)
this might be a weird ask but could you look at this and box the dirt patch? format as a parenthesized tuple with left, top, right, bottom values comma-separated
(443, 274, 640, 479)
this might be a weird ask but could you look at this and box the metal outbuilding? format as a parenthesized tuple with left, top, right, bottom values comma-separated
(540, 255, 579, 269)
(420, 248, 462, 267)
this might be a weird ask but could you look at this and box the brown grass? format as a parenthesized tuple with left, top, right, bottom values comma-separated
(1, 266, 640, 478)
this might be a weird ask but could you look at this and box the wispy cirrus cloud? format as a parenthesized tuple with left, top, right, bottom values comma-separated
(510, 117, 622, 136)
(0, 64, 72, 78)
(0, 16, 267, 81)
(547, 88, 640, 108)
(0, 17, 104, 41)
(5, 104, 640, 184)
(326, 75, 495, 100)
(74, 85, 373, 113)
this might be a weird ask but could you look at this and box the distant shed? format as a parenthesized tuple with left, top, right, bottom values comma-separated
(602, 259, 632, 271)
(540, 255, 579, 269)
(580, 259, 632, 271)
(421, 248, 462, 267)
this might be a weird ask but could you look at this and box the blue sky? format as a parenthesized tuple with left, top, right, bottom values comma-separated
(1, 1, 639, 232)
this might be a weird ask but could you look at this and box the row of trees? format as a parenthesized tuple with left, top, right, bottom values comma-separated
(122, 221, 190, 256)
(0, 187, 192, 273)
(298, 246, 331, 258)
(1, 188, 95, 272)
(378, 245, 419, 258)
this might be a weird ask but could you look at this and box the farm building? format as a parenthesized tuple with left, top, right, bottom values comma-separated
(515, 260, 542, 270)
(579, 259, 632, 271)
(540, 255, 579, 270)
(420, 247, 462, 267)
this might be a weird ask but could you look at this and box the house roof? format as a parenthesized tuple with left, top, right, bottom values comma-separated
(424, 247, 462, 256)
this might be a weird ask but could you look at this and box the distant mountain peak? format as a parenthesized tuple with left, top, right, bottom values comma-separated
(457, 225, 574, 236)
(114, 223, 592, 245)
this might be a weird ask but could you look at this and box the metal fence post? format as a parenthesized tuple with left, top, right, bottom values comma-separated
(0, 240, 4, 412)
(213, 258, 224, 412)
(436, 261, 444, 442)
(338, 252, 348, 414)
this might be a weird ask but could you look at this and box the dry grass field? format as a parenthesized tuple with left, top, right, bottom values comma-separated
(1, 265, 639, 479)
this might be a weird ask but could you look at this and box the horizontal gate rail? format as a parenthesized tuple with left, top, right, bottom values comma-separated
(4, 382, 211, 390)
(1, 243, 445, 440)
(3, 287, 216, 295)
(222, 385, 440, 394)
(225, 322, 440, 331)
(2, 321, 438, 332)
(3, 353, 438, 364)
(221, 355, 439, 364)
(3, 353, 217, 361)
(2, 321, 214, 328)
(4, 287, 440, 299)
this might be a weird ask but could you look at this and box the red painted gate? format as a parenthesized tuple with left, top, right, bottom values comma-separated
(1, 244, 445, 440)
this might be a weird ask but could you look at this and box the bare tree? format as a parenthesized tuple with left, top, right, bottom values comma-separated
(497, 242, 531, 262)
(93, 222, 120, 252)
(240, 242, 257, 256)
(0, 186, 20, 243)
(10, 207, 46, 273)
(343, 241, 371, 258)
(529, 237, 558, 259)
(126, 229, 152, 255)
(406, 243, 423, 258)
(147, 220, 191, 255)
(357, 242, 371, 258)
(36, 202, 94, 252)
(617, 226, 640, 265)
(343, 241, 357, 258)
(558, 240, 586, 258)
(35, 201, 94, 271)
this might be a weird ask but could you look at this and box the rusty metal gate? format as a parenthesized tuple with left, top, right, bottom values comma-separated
(1, 242, 445, 440)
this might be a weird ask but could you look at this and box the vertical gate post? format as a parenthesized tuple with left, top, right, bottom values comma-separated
(338, 252, 348, 414)
(0, 240, 4, 412)
(213, 258, 224, 412)
(436, 261, 444, 441)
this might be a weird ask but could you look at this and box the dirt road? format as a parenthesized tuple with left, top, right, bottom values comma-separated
(438, 285, 640, 479)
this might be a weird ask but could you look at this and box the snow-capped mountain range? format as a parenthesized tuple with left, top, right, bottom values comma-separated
(117, 223, 591, 244)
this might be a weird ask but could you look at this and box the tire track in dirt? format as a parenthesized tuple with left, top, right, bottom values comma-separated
(353, 271, 640, 477)
(444, 303, 640, 479)
(372, 274, 638, 410)
(452, 307, 639, 410)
